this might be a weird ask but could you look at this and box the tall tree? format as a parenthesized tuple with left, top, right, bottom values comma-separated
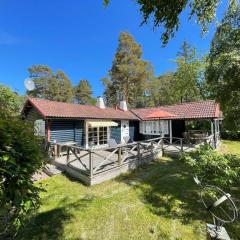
(56, 70, 73, 103)
(27, 65, 74, 102)
(172, 41, 204, 103)
(103, 32, 152, 107)
(146, 72, 178, 106)
(74, 80, 95, 105)
(206, 0, 240, 129)
(104, 0, 226, 45)
(27, 65, 60, 101)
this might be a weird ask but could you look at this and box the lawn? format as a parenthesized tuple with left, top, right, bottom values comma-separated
(17, 141, 240, 240)
(220, 140, 240, 155)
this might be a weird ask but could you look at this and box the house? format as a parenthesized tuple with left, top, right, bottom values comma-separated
(22, 97, 222, 149)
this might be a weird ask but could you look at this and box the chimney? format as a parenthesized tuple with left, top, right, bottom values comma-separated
(119, 100, 128, 111)
(96, 96, 105, 109)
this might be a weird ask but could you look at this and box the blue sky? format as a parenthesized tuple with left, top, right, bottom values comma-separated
(0, 0, 227, 97)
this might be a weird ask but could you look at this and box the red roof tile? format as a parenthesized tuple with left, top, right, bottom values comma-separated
(26, 98, 138, 120)
(131, 100, 221, 120)
(24, 98, 221, 121)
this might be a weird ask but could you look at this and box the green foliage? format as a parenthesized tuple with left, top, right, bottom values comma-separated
(181, 144, 240, 188)
(172, 41, 205, 103)
(145, 42, 207, 106)
(27, 65, 73, 102)
(0, 117, 43, 237)
(74, 80, 96, 105)
(103, 32, 153, 107)
(105, 0, 221, 45)
(206, 1, 240, 129)
(0, 84, 22, 117)
(221, 130, 240, 141)
(146, 72, 177, 106)
(56, 70, 73, 103)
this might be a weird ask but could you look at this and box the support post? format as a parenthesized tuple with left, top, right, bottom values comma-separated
(118, 147, 122, 166)
(67, 147, 70, 164)
(137, 142, 141, 161)
(169, 120, 172, 144)
(89, 150, 93, 178)
(151, 141, 154, 157)
(180, 138, 183, 153)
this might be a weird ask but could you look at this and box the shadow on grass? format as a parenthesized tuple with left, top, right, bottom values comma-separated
(116, 157, 240, 239)
(16, 195, 96, 240)
(117, 157, 209, 223)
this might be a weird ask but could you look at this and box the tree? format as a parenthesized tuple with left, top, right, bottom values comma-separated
(27, 65, 74, 103)
(27, 65, 60, 101)
(74, 80, 95, 105)
(0, 85, 22, 117)
(103, 32, 152, 107)
(206, 0, 240, 129)
(104, 0, 224, 45)
(172, 41, 204, 103)
(56, 70, 73, 103)
(146, 72, 178, 106)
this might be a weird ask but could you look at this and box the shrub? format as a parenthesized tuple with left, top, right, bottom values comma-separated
(221, 130, 240, 141)
(0, 117, 43, 238)
(181, 144, 240, 189)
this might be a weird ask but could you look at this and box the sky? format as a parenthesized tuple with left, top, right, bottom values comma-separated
(0, 0, 227, 97)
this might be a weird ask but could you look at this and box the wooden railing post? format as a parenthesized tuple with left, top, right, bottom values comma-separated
(137, 142, 141, 161)
(180, 138, 183, 153)
(151, 141, 154, 157)
(118, 147, 122, 166)
(67, 147, 70, 164)
(89, 150, 93, 178)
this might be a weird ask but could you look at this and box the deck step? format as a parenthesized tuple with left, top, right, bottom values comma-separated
(43, 164, 64, 176)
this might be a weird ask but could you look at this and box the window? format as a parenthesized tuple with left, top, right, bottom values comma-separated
(99, 127, 108, 145)
(140, 120, 169, 135)
(88, 126, 108, 146)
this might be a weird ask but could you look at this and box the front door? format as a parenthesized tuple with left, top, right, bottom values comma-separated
(121, 120, 129, 143)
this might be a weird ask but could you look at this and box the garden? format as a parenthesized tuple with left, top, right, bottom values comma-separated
(15, 141, 240, 240)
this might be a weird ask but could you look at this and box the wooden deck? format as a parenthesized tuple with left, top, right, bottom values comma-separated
(51, 135, 217, 185)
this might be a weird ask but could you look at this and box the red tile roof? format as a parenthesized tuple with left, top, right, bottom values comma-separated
(24, 98, 221, 121)
(26, 98, 138, 120)
(131, 100, 221, 120)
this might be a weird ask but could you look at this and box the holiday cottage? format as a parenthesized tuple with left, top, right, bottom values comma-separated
(22, 97, 222, 150)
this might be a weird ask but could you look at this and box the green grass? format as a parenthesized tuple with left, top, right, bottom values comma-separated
(17, 147, 240, 240)
(220, 140, 240, 155)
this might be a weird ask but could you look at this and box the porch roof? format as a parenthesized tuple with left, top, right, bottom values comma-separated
(131, 100, 222, 120)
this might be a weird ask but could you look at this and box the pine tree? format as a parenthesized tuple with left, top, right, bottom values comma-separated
(173, 41, 203, 103)
(27, 65, 74, 102)
(103, 32, 151, 107)
(56, 70, 73, 103)
(74, 80, 95, 105)
(27, 65, 60, 101)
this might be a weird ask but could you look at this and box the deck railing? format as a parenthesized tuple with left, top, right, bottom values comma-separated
(64, 134, 217, 178)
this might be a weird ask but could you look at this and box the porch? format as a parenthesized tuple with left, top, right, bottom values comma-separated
(50, 134, 217, 185)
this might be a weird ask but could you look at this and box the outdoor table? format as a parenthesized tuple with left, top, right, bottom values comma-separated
(55, 141, 79, 157)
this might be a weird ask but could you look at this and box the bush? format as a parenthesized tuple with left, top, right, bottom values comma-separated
(181, 144, 240, 189)
(0, 117, 44, 238)
(221, 130, 240, 141)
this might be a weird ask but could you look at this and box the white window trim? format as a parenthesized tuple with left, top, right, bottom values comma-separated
(85, 121, 110, 149)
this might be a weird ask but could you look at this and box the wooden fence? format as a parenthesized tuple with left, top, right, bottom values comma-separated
(63, 134, 217, 179)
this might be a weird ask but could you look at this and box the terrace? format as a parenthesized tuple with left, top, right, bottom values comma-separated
(49, 134, 216, 185)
